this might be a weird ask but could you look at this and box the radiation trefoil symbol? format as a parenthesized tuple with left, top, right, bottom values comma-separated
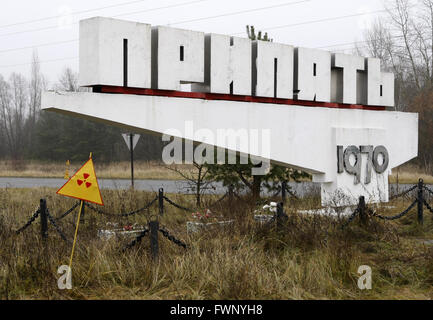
(56, 157, 103, 205)
(77, 173, 92, 188)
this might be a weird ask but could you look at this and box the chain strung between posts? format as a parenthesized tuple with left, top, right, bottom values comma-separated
(162, 196, 193, 212)
(158, 227, 188, 249)
(15, 209, 40, 234)
(389, 185, 417, 200)
(56, 201, 80, 220)
(341, 208, 359, 229)
(423, 199, 433, 214)
(46, 209, 71, 243)
(370, 199, 418, 220)
(423, 186, 433, 197)
(123, 228, 150, 251)
(85, 196, 158, 217)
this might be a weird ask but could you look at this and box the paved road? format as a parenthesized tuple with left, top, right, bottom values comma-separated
(0, 177, 318, 196)
(0, 177, 428, 198)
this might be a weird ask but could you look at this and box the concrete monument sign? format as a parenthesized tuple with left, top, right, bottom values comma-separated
(41, 17, 418, 206)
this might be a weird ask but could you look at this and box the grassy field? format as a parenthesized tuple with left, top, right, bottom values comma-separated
(389, 164, 433, 184)
(1, 160, 432, 184)
(0, 160, 195, 180)
(1, 187, 433, 300)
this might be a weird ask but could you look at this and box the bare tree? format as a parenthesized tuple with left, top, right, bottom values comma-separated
(416, 0, 433, 85)
(359, 0, 433, 171)
(387, 0, 421, 88)
(55, 67, 79, 92)
(0, 76, 12, 157)
(27, 51, 46, 154)
(358, 1, 433, 108)
(0, 73, 29, 162)
(29, 51, 45, 125)
(359, 20, 408, 110)
(411, 87, 433, 173)
(165, 161, 215, 207)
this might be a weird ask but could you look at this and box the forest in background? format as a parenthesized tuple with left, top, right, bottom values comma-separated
(0, 61, 165, 165)
(356, 0, 433, 173)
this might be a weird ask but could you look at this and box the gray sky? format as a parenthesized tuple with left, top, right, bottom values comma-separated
(0, 0, 386, 86)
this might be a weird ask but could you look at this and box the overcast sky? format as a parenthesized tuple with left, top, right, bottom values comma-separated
(0, 0, 386, 86)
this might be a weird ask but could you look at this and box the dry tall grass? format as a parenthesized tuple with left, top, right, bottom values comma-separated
(2, 160, 432, 184)
(389, 164, 433, 184)
(0, 160, 195, 180)
(1, 187, 433, 300)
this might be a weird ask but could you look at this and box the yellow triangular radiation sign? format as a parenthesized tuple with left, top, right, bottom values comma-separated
(57, 157, 104, 205)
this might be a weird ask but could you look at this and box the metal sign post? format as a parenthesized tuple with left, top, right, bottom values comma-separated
(130, 134, 134, 188)
(122, 133, 140, 188)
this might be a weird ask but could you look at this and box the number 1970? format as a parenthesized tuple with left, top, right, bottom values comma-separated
(337, 145, 389, 184)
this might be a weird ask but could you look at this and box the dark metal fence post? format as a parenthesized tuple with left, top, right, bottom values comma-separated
(159, 188, 164, 216)
(228, 184, 234, 205)
(358, 196, 366, 225)
(276, 202, 287, 230)
(281, 181, 287, 205)
(418, 179, 424, 225)
(149, 221, 159, 261)
(40, 199, 48, 240)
